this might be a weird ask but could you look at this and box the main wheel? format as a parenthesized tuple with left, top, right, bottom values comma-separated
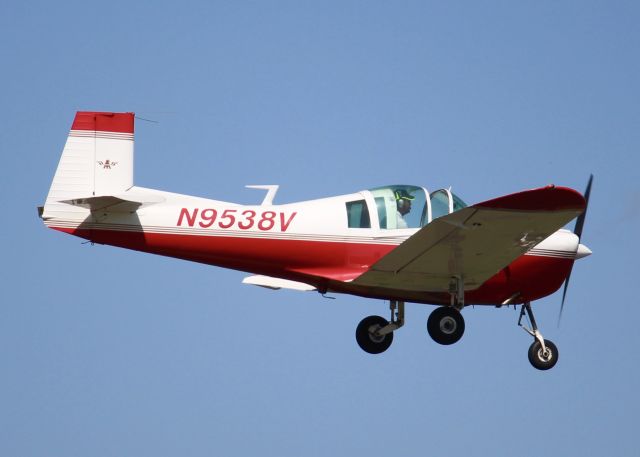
(355, 315, 393, 354)
(427, 307, 465, 345)
(528, 339, 559, 370)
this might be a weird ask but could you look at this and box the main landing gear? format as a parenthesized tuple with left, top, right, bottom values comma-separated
(428, 275, 466, 345)
(355, 303, 466, 354)
(355, 300, 404, 354)
(518, 302, 559, 370)
(427, 306, 465, 345)
(356, 277, 467, 355)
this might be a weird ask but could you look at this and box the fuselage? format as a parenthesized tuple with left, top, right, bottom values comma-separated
(43, 184, 586, 306)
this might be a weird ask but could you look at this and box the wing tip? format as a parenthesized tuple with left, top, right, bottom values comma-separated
(475, 186, 585, 212)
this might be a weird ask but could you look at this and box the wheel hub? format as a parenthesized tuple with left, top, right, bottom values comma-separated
(440, 316, 457, 335)
(538, 347, 553, 362)
(368, 325, 385, 343)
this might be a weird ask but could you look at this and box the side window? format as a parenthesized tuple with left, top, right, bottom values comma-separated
(375, 197, 388, 229)
(346, 200, 371, 228)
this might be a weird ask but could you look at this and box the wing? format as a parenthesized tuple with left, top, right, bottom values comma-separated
(352, 186, 585, 293)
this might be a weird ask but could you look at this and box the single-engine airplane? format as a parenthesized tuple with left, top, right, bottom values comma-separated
(39, 112, 592, 370)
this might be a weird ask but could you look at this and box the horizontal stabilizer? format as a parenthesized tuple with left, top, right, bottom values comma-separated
(60, 193, 165, 213)
(242, 275, 316, 291)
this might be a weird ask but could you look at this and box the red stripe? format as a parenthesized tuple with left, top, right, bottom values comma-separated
(52, 226, 391, 278)
(475, 186, 585, 212)
(71, 111, 135, 134)
(52, 226, 573, 306)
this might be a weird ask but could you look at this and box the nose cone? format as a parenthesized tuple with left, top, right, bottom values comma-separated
(576, 243, 592, 259)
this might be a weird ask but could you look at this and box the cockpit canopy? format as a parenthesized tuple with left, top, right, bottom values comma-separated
(367, 185, 467, 229)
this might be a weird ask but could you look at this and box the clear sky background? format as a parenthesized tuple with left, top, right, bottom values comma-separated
(1, 1, 638, 456)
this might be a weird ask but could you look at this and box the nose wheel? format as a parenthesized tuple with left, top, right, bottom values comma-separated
(528, 339, 558, 370)
(519, 302, 559, 370)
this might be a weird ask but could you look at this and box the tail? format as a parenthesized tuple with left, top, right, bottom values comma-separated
(41, 111, 135, 220)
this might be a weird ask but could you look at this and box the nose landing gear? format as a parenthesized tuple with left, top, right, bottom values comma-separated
(518, 302, 559, 370)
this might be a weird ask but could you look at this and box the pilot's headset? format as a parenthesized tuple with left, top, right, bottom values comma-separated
(395, 189, 414, 204)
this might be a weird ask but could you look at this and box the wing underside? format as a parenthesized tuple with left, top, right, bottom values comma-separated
(352, 186, 585, 293)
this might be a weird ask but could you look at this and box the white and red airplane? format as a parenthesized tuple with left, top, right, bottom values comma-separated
(40, 111, 592, 370)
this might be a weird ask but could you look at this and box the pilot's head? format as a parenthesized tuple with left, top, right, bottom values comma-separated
(395, 189, 414, 216)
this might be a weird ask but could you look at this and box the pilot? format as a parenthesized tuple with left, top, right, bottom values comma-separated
(395, 189, 414, 229)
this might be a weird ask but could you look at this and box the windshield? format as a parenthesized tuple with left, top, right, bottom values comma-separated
(430, 190, 449, 220)
(369, 185, 427, 229)
(452, 192, 467, 211)
(365, 185, 468, 229)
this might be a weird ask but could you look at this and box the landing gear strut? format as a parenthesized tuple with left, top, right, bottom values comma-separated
(355, 300, 404, 354)
(518, 302, 559, 370)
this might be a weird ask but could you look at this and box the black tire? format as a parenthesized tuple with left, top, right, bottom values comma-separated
(427, 307, 465, 345)
(355, 315, 393, 354)
(528, 339, 559, 370)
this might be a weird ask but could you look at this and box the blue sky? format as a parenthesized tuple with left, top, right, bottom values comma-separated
(1, 1, 639, 455)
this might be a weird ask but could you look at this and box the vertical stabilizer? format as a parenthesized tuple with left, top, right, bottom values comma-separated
(43, 111, 135, 220)
(46, 111, 135, 202)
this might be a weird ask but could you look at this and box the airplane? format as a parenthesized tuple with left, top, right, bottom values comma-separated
(39, 111, 592, 370)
